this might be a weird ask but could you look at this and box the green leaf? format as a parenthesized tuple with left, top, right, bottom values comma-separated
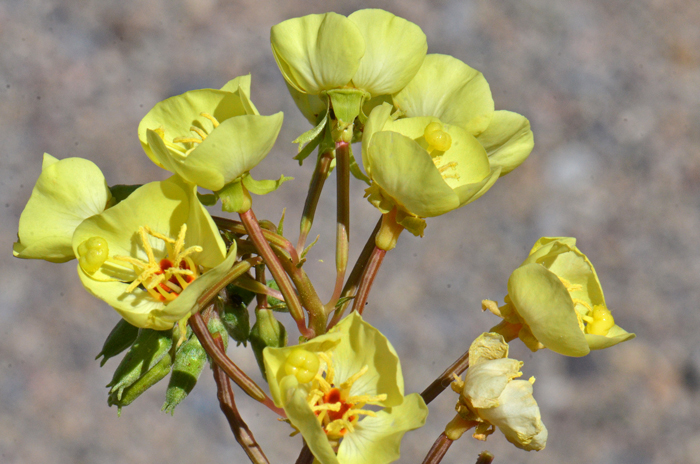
(241, 173, 293, 196)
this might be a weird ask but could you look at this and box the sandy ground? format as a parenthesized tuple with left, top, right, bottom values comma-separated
(1, 0, 699, 463)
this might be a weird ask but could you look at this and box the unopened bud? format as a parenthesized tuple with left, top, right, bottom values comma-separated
(96, 319, 139, 367)
(162, 335, 207, 415)
(250, 309, 287, 377)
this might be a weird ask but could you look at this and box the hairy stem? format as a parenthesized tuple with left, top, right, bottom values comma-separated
(211, 335, 270, 464)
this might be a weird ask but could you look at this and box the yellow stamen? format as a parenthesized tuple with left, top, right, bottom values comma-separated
(173, 137, 202, 144)
(190, 126, 208, 140)
(200, 112, 220, 128)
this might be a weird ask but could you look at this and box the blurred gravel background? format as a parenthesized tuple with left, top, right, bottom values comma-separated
(2, 0, 699, 463)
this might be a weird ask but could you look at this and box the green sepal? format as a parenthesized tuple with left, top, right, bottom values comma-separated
(327, 88, 370, 137)
(226, 283, 257, 307)
(299, 234, 320, 267)
(207, 311, 229, 352)
(107, 328, 176, 401)
(96, 319, 139, 367)
(162, 335, 208, 414)
(293, 110, 329, 164)
(197, 192, 218, 206)
(266, 279, 288, 312)
(109, 348, 174, 415)
(242, 173, 293, 195)
(109, 184, 142, 206)
(218, 179, 252, 213)
(249, 309, 288, 378)
(217, 290, 251, 346)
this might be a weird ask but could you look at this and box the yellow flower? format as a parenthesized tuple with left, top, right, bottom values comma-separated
(483, 237, 635, 356)
(263, 313, 428, 464)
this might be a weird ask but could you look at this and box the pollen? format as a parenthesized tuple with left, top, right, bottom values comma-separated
(113, 224, 202, 303)
(583, 305, 615, 336)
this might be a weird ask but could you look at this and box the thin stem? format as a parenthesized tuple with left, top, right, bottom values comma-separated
(297, 149, 334, 254)
(195, 257, 261, 313)
(211, 335, 270, 464)
(329, 140, 350, 309)
(255, 264, 268, 309)
(295, 442, 314, 464)
(351, 245, 386, 315)
(189, 312, 284, 416)
(214, 216, 299, 265)
(327, 217, 382, 328)
(421, 349, 470, 405)
(421, 432, 454, 464)
(240, 209, 314, 339)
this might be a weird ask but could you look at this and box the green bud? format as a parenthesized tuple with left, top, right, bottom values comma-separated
(96, 319, 139, 367)
(162, 335, 207, 415)
(226, 283, 256, 307)
(218, 294, 250, 346)
(107, 328, 175, 401)
(249, 309, 287, 377)
(108, 349, 174, 415)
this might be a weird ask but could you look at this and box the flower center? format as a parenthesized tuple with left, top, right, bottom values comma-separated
(558, 276, 615, 336)
(424, 122, 459, 181)
(305, 353, 387, 441)
(114, 224, 202, 303)
(153, 112, 221, 159)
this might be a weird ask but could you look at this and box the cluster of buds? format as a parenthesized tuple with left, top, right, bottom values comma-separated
(12, 8, 634, 464)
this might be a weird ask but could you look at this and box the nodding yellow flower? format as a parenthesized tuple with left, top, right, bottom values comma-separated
(483, 237, 635, 357)
(73, 176, 236, 330)
(264, 313, 428, 464)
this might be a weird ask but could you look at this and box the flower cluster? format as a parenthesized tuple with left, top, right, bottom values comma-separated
(12, 7, 635, 464)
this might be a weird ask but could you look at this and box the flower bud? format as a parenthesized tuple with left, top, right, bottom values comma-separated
(106, 328, 175, 401)
(218, 288, 251, 346)
(250, 309, 287, 377)
(162, 335, 207, 415)
(95, 319, 139, 367)
(108, 350, 174, 415)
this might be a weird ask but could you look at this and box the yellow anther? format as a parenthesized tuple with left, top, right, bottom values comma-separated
(200, 112, 220, 128)
(284, 348, 321, 384)
(424, 121, 452, 152)
(77, 237, 109, 274)
(585, 305, 615, 336)
(189, 126, 208, 140)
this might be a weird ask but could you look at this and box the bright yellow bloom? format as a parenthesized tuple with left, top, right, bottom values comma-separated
(263, 313, 428, 464)
(483, 237, 635, 356)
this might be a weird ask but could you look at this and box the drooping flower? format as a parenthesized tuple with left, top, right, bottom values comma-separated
(361, 102, 501, 236)
(393, 54, 534, 177)
(271, 10, 427, 125)
(448, 332, 547, 451)
(72, 176, 236, 330)
(263, 312, 428, 464)
(13, 154, 112, 262)
(483, 237, 636, 357)
(138, 75, 284, 193)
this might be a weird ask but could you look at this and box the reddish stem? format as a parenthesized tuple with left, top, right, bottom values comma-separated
(421, 432, 454, 464)
(421, 349, 470, 405)
(211, 335, 270, 464)
(351, 245, 386, 315)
